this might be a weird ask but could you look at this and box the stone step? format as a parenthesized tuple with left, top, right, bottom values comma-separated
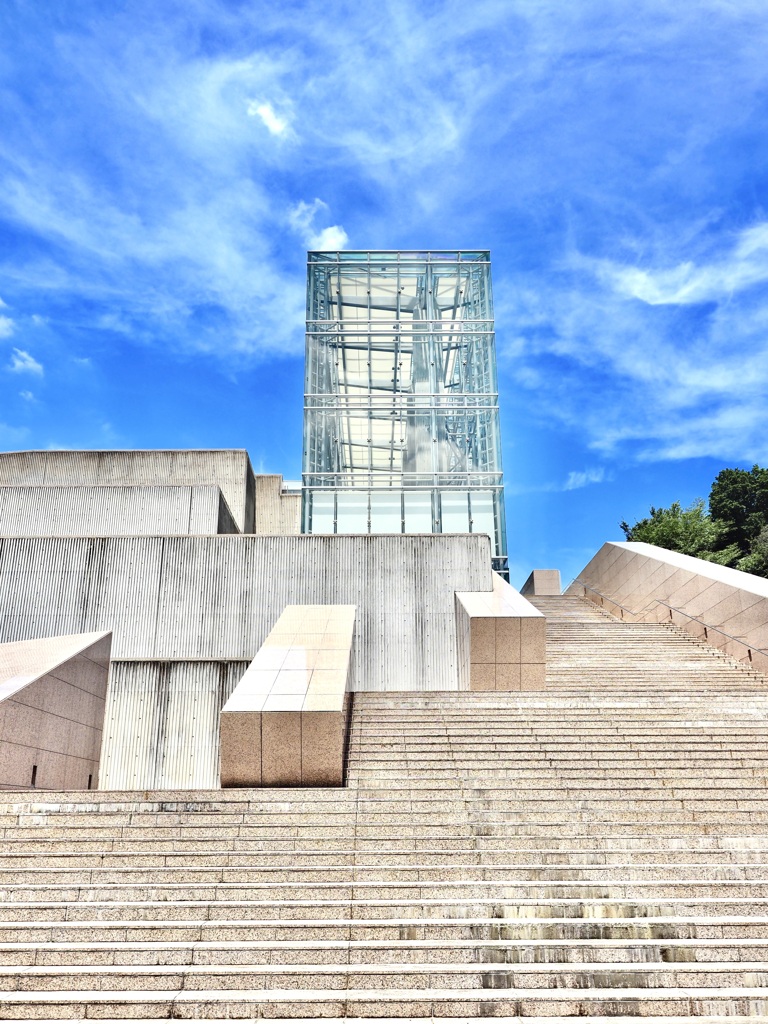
(4, 959, 768, 993)
(11, 832, 768, 858)
(4, 936, 768, 967)
(2, 908, 768, 943)
(4, 905, 768, 942)
(1, 598, 766, 1018)
(1, 984, 768, 1018)
(5, 884, 768, 918)
(4, 856, 768, 882)
(9, 864, 768, 899)
(5, 860, 768, 885)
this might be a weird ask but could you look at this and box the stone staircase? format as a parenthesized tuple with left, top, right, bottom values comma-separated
(1, 594, 768, 1019)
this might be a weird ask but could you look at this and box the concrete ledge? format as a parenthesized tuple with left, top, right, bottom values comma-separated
(568, 541, 768, 675)
(455, 574, 546, 691)
(220, 605, 355, 788)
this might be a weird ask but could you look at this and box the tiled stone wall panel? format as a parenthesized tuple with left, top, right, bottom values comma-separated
(569, 541, 768, 670)
(0, 633, 109, 791)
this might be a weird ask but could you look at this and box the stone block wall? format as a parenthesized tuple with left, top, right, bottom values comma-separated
(456, 574, 546, 690)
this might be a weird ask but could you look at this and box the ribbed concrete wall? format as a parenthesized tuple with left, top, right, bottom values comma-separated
(0, 535, 488, 673)
(101, 661, 248, 789)
(0, 450, 255, 533)
(0, 486, 238, 536)
(0, 534, 490, 788)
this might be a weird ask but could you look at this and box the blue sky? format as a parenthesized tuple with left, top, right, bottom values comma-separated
(2, 0, 768, 587)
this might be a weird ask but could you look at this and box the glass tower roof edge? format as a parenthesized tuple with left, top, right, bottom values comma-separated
(307, 250, 491, 262)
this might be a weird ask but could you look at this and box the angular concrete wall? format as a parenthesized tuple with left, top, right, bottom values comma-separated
(0, 485, 238, 536)
(0, 631, 110, 790)
(568, 541, 768, 673)
(0, 450, 255, 533)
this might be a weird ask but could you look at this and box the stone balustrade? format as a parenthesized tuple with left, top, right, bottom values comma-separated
(568, 540, 768, 675)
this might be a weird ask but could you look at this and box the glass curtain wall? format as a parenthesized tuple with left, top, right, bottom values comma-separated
(302, 250, 507, 572)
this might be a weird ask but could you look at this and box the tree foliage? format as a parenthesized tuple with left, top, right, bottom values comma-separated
(619, 499, 720, 558)
(620, 465, 768, 579)
(709, 466, 768, 552)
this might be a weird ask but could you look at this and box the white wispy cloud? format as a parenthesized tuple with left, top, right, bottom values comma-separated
(0, 315, 14, 338)
(19, 390, 35, 402)
(288, 198, 348, 251)
(0, 422, 29, 446)
(595, 221, 768, 306)
(505, 467, 607, 496)
(247, 100, 292, 137)
(0, 0, 766, 406)
(8, 348, 43, 375)
(564, 468, 605, 491)
(308, 225, 348, 250)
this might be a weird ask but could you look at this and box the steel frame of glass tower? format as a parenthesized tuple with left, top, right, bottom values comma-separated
(302, 250, 507, 573)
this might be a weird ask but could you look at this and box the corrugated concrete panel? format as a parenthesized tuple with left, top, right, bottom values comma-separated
(0, 450, 255, 533)
(100, 661, 248, 790)
(0, 534, 490, 686)
(253, 475, 301, 534)
(0, 485, 239, 536)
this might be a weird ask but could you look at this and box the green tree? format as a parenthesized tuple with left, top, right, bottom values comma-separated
(733, 524, 768, 577)
(621, 466, 768, 579)
(619, 499, 722, 558)
(709, 466, 768, 552)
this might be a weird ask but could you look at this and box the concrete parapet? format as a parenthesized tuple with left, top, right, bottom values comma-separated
(0, 631, 111, 790)
(0, 485, 238, 536)
(520, 568, 561, 596)
(0, 449, 255, 533)
(220, 605, 355, 787)
(568, 541, 768, 675)
(455, 574, 546, 691)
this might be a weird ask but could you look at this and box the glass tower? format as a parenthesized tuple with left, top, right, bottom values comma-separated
(302, 250, 507, 572)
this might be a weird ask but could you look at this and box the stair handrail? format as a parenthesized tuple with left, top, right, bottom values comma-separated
(572, 578, 768, 663)
(571, 580, 637, 617)
(640, 599, 768, 660)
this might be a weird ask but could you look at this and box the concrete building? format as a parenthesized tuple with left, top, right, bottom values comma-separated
(0, 447, 540, 790)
